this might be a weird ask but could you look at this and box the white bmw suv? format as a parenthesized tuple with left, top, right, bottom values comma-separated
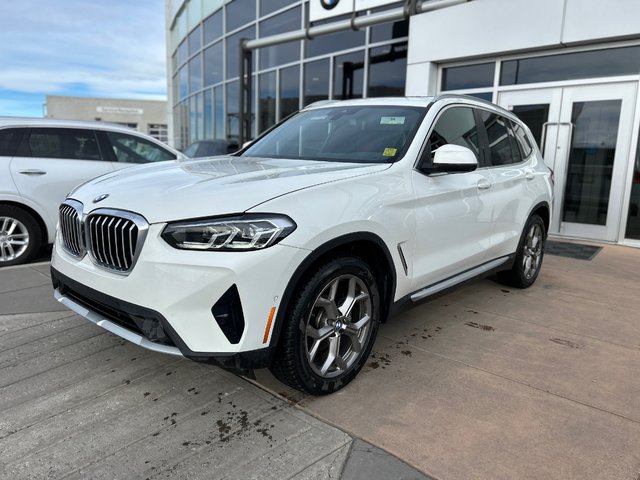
(51, 96, 552, 394)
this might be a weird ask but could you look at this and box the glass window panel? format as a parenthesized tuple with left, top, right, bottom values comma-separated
(478, 110, 520, 166)
(333, 51, 364, 100)
(226, 26, 256, 80)
(179, 66, 188, 99)
(367, 42, 407, 97)
(28, 128, 102, 161)
(196, 92, 204, 141)
(189, 96, 197, 144)
(305, 15, 365, 58)
(203, 8, 223, 44)
(0, 128, 25, 157)
(511, 104, 549, 149)
(105, 131, 175, 163)
(259, 71, 277, 134)
(226, 0, 256, 32)
(442, 63, 495, 91)
(186, 0, 202, 32)
(204, 89, 214, 140)
(563, 100, 622, 226)
(189, 54, 202, 94)
(260, 0, 294, 16)
(625, 127, 640, 240)
(500, 46, 640, 86)
(304, 59, 329, 106)
(370, 19, 408, 43)
(188, 26, 201, 56)
(214, 85, 225, 139)
(203, 0, 224, 17)
(425, 107, 480, 164)
(226, 81, 240, 139)
(204, 41, 224, 86)
(280, 65, 300, 119)
(177, 39, 188, 66)
(259, 7, 301, 69)
(510, 120, 533, 158)
(466, 92, 493, 102)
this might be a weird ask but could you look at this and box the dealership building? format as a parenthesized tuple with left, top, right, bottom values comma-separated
(165, 0, 640, 246)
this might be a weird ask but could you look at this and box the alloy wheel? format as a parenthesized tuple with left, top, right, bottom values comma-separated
(0, 216, 30, 263)
(522, 223, 543, 280)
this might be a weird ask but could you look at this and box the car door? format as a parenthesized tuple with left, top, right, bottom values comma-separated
(410, 105, 496, 290)
(476, 110, 533, 258)
(9, 127, 115, 232)
(98, 130, 177, 170)
(0, 127, 26, 198)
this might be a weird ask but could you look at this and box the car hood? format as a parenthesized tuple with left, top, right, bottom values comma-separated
(70, 156, 390, 223)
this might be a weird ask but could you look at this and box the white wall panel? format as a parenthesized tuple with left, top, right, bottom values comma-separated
(563, 0, 640, 45)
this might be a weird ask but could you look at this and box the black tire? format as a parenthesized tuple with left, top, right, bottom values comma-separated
(497, 214, 545, 288)
(0, 205, 42, 267)
(270, 256, 381, 395)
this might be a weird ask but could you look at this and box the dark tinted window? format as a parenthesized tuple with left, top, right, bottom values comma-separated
(105, 132, 175, 163)
(442, 63, 495, 91)
(510, 120, 533, 158)
(28, 128, 102, 160)
(426, 107, 480, 163)
(334, 51, 364, 100)
(280, 65, 300, 119)
(203, 10, 223, 45)
(368, 42, 407, 97)
(226, 26, 255, 80)
(259, 71, 277, 133)
(370, 19, 408, 43)
(500, 46, 640, 85)
(0, 128, 25, 157)
(511, 104, 549, 149)
(304, 58, 330, 106)
(260, 0, 292, 16)
(478, 111, 522, 166)
(305, 15, 365, 58)
(226, 0, 255, 32)
(259, 7, 301, 69)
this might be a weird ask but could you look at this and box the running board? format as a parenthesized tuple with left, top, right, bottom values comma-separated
(54, 288, 183, 357)
(410, 256, 511, 302)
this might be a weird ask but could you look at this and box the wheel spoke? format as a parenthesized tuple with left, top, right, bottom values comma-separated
(306, 324, 333, 341)
(315, 297, 340, 320)
(0, 217, 8, 233)
(319, 336, 339, 375)
(6, 220, 18, 235)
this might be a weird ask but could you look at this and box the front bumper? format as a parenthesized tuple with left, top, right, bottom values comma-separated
(51, 223, 308, 367)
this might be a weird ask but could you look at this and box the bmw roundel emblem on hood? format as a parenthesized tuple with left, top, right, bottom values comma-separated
(321, 0, 340, 10)
(93, 193, 110, 203)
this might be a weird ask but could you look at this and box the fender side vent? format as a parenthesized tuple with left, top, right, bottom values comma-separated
(211, 285, 245, 344)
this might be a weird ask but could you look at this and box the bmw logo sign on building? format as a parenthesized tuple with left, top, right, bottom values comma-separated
(309, 0, 353, 22)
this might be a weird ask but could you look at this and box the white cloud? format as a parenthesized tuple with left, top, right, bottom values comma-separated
(0, 0, 168, 99)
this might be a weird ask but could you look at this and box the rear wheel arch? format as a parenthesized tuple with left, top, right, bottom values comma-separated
(529, 201, 550, 238)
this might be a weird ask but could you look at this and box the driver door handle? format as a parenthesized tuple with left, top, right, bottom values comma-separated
(19, 169, 47, 176)
(477, 179, 492, 190)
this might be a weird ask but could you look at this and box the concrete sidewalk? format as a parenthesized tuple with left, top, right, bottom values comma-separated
(1, 243, 639, 479)
(0, 262, 429, 479)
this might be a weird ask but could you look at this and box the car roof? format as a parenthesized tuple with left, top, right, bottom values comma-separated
(0, 116, 145, 134)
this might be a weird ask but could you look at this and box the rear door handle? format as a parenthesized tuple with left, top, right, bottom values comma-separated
(18, 169, 47, 176)
(477, 179, 492, 190)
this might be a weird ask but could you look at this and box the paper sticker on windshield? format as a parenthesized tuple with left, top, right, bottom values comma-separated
(380, 116, 405, 125)
(383, 148, 397, 157)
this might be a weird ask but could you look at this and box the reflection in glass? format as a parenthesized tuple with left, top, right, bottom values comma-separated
(189, 96, 197, 144)
(226, 0, 255, 32)
(625, 128, 640, 240)
(204, 41, 223, 86)
(260, 7, 301, 69)
(442, 63, 494, 91)
(177, 40, 188, 67)
(368, 42, 407, 97)
(304, 59, 329, 106)
(196, 93, 204, 140)
(188, 54, 202, 94)
(563, 100, 622, 226)
(280, 65, 300, 119)
(188, 26, 201, 56)
(305, 16, 365, 58)
(500, 46, 640, 86)
(203, 10, 223, 45)
(214, 85, 224, 139)
(179, 66, 188, 99)
(511, 104, 550, 149)
(204, 89, 213, 140)
(260, 0, 294, 16)
(226, 81, 239, 139)
(333, 51, 364, 100)
(370, 19, 408, 43)
(259, 72, 276, 134)
(427, 107, 480, 163)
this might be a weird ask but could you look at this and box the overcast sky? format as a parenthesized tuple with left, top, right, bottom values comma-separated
(0, 0, 167, 117)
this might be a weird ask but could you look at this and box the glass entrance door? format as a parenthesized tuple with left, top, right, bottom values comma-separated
(499, 83, 637, 242)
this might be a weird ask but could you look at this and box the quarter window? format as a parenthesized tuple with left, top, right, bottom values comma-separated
(105, 132, 175, 163)
(478, 111, 522, 166)
(27, 128, 102, 161)
(425, 107, 481, 163)
(510, 120, 533, 158)
(0, 128, 26, 157)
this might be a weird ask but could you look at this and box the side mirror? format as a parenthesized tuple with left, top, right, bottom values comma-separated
(429, 144, 478, 173)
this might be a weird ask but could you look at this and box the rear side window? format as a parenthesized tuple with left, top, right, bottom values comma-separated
(426, 106, 481, 162)
(0, 128, 26, 157)
(478, 111, 522, 166)
(510, 120, 534, 158)
(105, 131, 176, 163)
(27, 128, 102, 161)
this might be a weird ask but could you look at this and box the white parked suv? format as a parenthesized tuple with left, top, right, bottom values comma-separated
(51, 96, 553, 394)
(0, 118, 182, 266)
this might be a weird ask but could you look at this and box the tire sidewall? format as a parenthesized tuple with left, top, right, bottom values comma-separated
(290, 257, 381, 394)
(513, 215, 545, 287)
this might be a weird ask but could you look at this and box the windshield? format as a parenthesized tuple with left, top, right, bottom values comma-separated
(242, 105, 426, 163)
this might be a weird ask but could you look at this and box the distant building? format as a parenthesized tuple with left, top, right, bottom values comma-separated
(45, 96, 169, 144)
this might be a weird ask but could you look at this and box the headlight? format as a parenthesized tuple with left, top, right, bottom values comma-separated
(161, 214, 296, 251)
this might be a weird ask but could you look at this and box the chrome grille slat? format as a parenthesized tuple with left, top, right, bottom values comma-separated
(59, 201, 84, 258)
